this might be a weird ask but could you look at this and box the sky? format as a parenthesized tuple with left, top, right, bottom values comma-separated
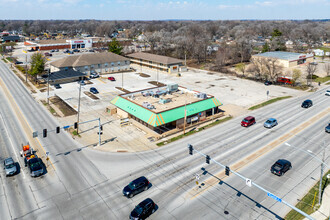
(0, 0, 329, 20)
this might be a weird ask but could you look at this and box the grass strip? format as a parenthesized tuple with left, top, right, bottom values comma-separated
(248, 96, 292, 110)
(156, 116, 232, 146)
(285, 170, 330, 220)
(314, 76, 330, 84)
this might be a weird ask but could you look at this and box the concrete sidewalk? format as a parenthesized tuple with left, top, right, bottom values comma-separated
(304, 184, 330, 220)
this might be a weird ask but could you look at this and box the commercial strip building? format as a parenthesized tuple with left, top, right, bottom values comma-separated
(1, 35, 21, 43)
(126, 52, 187, 74)
(50, 52, 130, 75)
(24, 39, 93, 51)
(110, 84, 222, 134)
(251, 51, 314, 68)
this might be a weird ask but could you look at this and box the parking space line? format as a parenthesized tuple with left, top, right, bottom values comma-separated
(188, 107, 330, 200)
(97, 78, 106, 84)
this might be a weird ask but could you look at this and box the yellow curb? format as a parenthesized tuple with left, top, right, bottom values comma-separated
(189, 107, 330, 200)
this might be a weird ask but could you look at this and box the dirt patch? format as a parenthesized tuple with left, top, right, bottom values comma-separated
(215, 77, 226, 80)
(139, 73, 151, 78)
(49, 95, 77, 116)
(83, 91, 99, 100)
(11, 68, 37, 93)
(85, 80, 93, 85)
(115, 87, 131, 93)
(148, 81, 166, 87)
(195, 81, 201, 83)
(207, 72, 214, 75)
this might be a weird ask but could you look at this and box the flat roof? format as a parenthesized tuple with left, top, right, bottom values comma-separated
(253, 51, 313, 61)
(49, 69, 86, 81)
(121, 86, 211, 114)
(127, 52, 183, 65)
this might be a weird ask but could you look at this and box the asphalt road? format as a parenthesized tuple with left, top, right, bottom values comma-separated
(0, 59, 329, 220)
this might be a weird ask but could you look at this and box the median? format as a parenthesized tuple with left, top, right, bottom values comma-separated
(248, 96, 292, 110)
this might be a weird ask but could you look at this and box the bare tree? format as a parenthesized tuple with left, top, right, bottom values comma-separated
(292, 69, 302, 85)
(263, 58, 283, 82)
(306, 63, 318, 85)
(250, 57, 265, 80)
(324, 63, 330, 76)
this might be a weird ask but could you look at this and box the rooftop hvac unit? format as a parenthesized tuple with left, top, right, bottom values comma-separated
(200, 93, 207, 99)
(159, 98, 171, 104)
(142, 102, 150, 108)
(167, 83, 178, 92)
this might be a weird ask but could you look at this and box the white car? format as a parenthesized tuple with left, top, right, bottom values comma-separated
(326, 90, 330, 96)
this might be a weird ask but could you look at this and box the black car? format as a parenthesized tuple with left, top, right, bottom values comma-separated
(90, 87, 99, 94)
(264, 80, 272, 86)
(271, 159, 292, 176)
(123, 176, 150, 198)
(15, 61, 23, 65)
(54, 84, 62, 89)
(301, 99, 313, 108)
(325, 123, 330, 133)
(130, 198, 156, 220)
(27, 158, 43, 177)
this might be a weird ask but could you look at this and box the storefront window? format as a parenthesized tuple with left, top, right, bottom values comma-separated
(117, 61, 121, 65)
(72, 45, 76, 49)
(81, 44, 85, 48)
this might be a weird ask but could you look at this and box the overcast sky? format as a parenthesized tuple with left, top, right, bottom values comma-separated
(0, 0, 329, 20)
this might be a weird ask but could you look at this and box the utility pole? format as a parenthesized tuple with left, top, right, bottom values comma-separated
(121, 71, 124, 89)
(76, 82, 82, 134)
(157, 63, 159, 85)
(183, 94, 187, 135)
(318, 146, 326, 205)
(47, 68, 50, 105)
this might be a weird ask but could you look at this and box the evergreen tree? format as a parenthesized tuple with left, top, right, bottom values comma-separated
(108, 38, 123, 55)
(29, 52, 45, 80)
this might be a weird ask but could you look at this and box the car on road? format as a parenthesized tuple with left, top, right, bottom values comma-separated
(4, 157, 17, 176)
(54, 84, 62, 89)
(264, 118, 278, 128)
(123, 176, 150, 198)
(301, 99, 313, 108)
(325, 123, 330, 133)
(325, 90, 330, 96)
(264, 80, 272, 86)
(241, 116, 256, 127)
(90, 87, 99, 94)
(130, 198, 156, 220)
(271, 159, 292, 176)
(108, 76, 116, 81)
(27, 157, 43, 177)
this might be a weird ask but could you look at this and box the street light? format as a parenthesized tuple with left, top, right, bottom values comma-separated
(285, 142, 329, 206)
(76, 82, 82, 134)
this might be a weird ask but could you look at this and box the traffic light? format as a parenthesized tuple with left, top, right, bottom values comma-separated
(206, 155, 210, 164)
(225, 166, 230, 176)
(43, 129, 47, 138)
(100, 125, 103, 131)
(188, 144, 193, 155)
(74, 122, 78, 129)
(56, 126, 60, 134)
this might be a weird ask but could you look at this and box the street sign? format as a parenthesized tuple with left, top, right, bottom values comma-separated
(246, 178, 252, 187)
(33, 131, 38, 138)
(267, 90, 269, 95)
(63, 125, 70, 129)
(267, 192, 282, 202)
(195, 174, 200, 180)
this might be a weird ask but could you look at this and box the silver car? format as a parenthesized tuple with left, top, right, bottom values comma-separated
(264, 118, 278, 128)
(4, 157, 17, 176)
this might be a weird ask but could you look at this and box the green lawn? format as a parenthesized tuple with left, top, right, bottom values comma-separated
(314, 76, 330, 84)
(248, 96, 292, 110)
(285, 170, 330, 220)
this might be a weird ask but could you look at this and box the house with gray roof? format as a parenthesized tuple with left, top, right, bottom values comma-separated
(50, 52, 130, 75)
(126, 52, 187, 74)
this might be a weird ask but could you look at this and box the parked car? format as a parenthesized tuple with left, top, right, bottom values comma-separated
(88, 49, 95, 52)
(130, 198, 156, 220)
(90, 73, 100, 79)
(264, 80, 272, 86)
(54, 84, 62, 89)
(108, 76, 116, 81)
(325, 90, 330, 96)
(241, 116, 256, 127)
(44, 52, 52, 57)
(325, 123, 330, 133)
(55, 49, 59, 52)
(63, 49, 70, 53)
(73, 49, 80, 52)
(264, 118, 278, 128)
(90, 87, 99, 94)
(123, 176, 150, 198)
(271, 159, 291, 176)
(15, 61, 23, 65)
(4, 157, 17, 176)
(50, 49, 55, 52)
(27, 157, 43, 177)
(301, 99, 313, 108)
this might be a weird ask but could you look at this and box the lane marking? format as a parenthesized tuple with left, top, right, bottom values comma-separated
(189, 107, 330, 200)
(0, 113, 26, 179)
(97, 78, 106, 84)
(0, 68, 56, 171)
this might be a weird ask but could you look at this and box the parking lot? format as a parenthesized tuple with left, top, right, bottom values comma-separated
(10, 45, 308, 152)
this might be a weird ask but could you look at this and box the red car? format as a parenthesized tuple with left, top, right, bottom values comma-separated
(241, 116, 256, 127)
(108, 76, 115, 81)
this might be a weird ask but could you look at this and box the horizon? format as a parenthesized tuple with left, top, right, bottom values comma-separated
(0, 0, 330, 20)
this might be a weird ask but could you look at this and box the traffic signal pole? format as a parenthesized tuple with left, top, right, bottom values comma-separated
(188, 144, 314, 220)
